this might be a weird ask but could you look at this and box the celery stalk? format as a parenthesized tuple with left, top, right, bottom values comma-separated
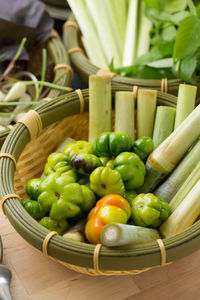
(115, 91, 135, 142)
(85, 0, 122, 67)
(136, 0, 152, 57)
(101, 223, 160, 247)
(154, 138, 200, 201)
(67, 0, 108, 69)
(153, 106, 176, 148)
(160, 180, 200, 238)
(137, 89, 157, 139)
(89, 75, 112, 143)
(101, 0, 123, 57)
(111, 0, 127, 48)
(139, 103, 200, 193)
(123, 0, 139, 66)
(174, 84, 197, 129)
(81, 36, 108, 69)
(169, 160, 200, 213)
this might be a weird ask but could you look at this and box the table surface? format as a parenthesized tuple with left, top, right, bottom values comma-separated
(1, 209, 200, 300)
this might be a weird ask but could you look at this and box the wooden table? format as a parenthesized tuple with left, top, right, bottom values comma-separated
(1, 208, 200, 300)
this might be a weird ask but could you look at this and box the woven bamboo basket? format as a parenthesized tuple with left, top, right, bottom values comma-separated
(0, 29, 73, 148)
(63, 14, 200, 96)
(1, 86, 200, 276)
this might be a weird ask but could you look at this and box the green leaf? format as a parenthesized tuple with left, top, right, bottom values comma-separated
(133, 47, 162, 66)
(174, 16, 200, 59)
(173, 55, 197, 83)
(161, 26, 177, 41)
(122, 65, 175, 80)
(163, 0, 187, 13)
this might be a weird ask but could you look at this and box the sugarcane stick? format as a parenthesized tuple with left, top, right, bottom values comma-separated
(138, 104, 200, 193)
(137, 89, 157, 139)
(153, 106, 176, 148)
(101, 223, 160, 247)
(169, 160, 200, 213)
(89, 75, 112, 143)
(174, 84, 197, 129)
(154, 138, 200, 201)
(160, 180, 200, 238)
(114, 91, 135, 142)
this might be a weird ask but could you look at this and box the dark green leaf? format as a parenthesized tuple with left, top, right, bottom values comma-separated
(173, 55, 197, 83)
(174, 16, 200, 59)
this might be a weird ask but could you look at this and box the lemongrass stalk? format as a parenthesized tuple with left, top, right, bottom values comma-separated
(114, 91, 135, 142)
(89, 75, 112, 143)
(101, 0, 123, 56)
(136, 0, 152, 57)
(15, 71, 40, 100)
(81, 36, 108, 69)
(123, 0, 139, 66)
(62, 219, 86, 243)
(153, 106, 176, 148)
(67, 0, 108, 68)
(101, 223, 160, 247)
(140, 104, 200, 193)
(160, 179, 200, 238)
(174, 84, 197, 129)
(4, 82, 26, 102)
(169, 160, 200, 213)
(85, 0, 122, 67)
(0, 91, 5, 101)
(137, 89, 157, 139)
(154, 138, 200, 201)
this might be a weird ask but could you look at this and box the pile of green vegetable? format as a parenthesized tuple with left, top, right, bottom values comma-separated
(68, 0, 200, 83)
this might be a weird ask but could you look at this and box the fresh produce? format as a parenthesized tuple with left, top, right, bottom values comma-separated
(132, 193, 170, 228)
(132, 136, 154, 161)
(123, 190, 137, 206)
(26, 178, 42, 200)
(140, 104, 200, 193)
(160, 179, 200, 238)
(93, 132, 132, 157)
(114, 152, 146, 190)
(137, 89, 157, 139)
(169, 160, 200, 213)
(44, 152, 75, 178)
(89, 75, 112, 143)
(62, 219, 87, 243)
(39, 217, 69, 235)
(70, 153, 102, 175)
(85, 194, 131, 244)
(21, 199, 46, 220)
(101, 223, 160, 247)
(63, 141, 93, 159)
(154, 138, 200, 202)
(123, 0, 139, 66)
(90, 166, 125, 197)
(114, 91, 135, 142)
(174, 84, 197, 129)
(68, 0, 200, 82)
(152, 106, 176, 148)
(38, 173, 96, 220)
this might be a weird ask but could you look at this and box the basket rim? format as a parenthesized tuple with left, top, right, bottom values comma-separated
(63, 14, 198, 91)
(1, 86, 200, 273)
